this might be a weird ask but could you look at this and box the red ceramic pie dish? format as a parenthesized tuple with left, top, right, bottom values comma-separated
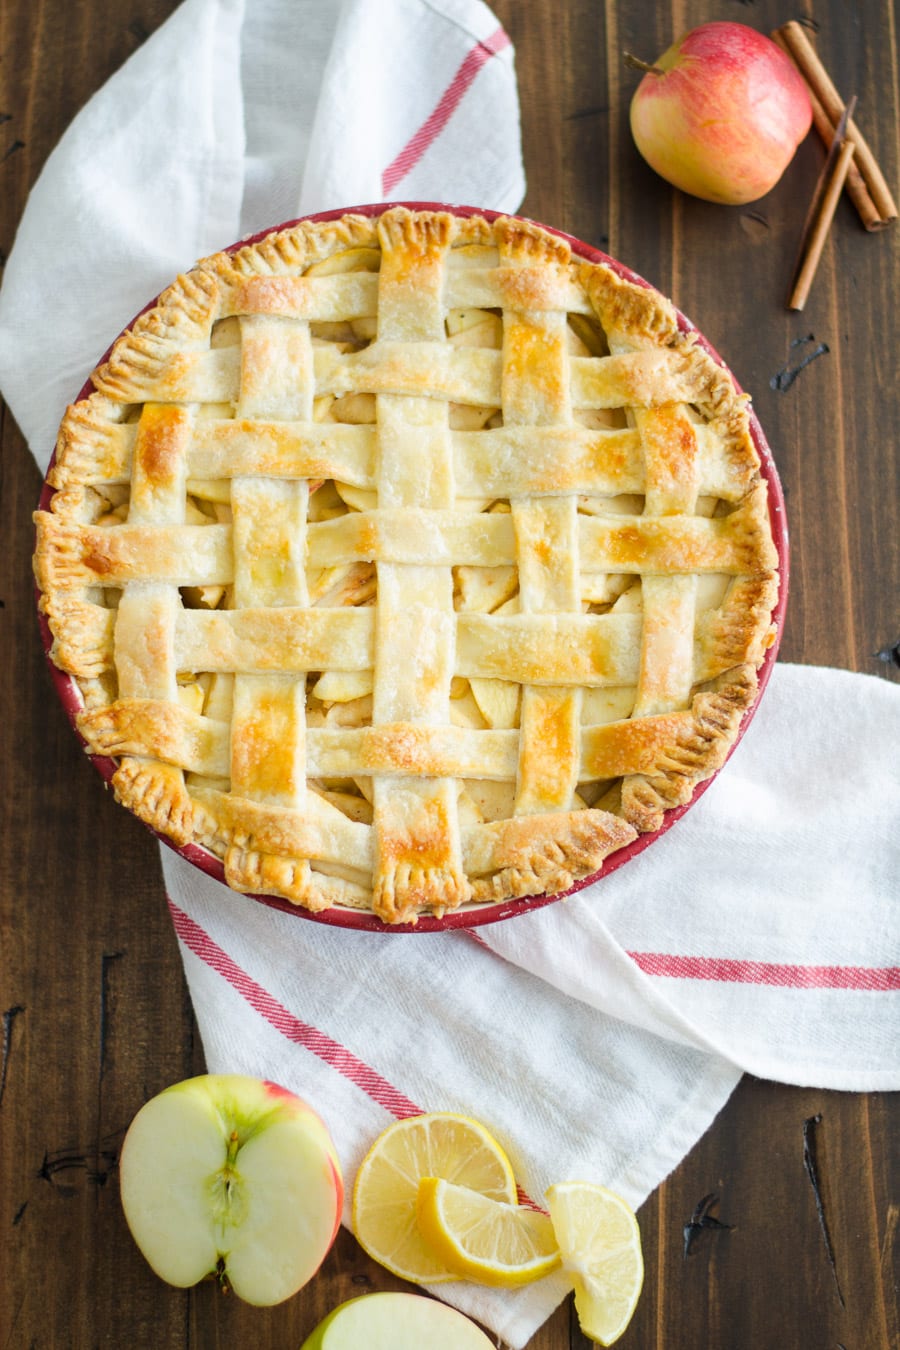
(35, 202, 789, 933)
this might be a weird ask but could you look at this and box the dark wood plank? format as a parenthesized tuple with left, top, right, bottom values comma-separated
(627, 1079, 900, 1349)
(1, 2, 897, 1348)
(0, 9, 194, 1350)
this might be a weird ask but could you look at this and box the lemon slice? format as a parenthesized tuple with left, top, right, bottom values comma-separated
(352, 1113, 517, 1284)
(546, 1182, 644, 1345)
(416, 1177, 560, 1288)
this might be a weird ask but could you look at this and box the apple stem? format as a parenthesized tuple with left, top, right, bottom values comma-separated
(623, 52, 665, 76)
(226, 1129, 240, 1166)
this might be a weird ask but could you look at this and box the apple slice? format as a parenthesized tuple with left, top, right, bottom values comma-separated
(301, 1293, 495, 1349)
(119, 1074, 342, 1306)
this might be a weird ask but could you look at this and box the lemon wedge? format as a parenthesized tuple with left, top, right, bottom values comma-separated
(415, 1177, 560, 1288)
(546, 1182, 644, 1345)
(352, 1113, 517, 1284)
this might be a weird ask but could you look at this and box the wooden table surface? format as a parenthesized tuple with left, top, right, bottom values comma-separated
(1, 1, 898, 1346)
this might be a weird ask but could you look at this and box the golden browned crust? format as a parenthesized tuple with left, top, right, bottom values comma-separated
(110, 757, 195, 846)
(580, 261, 681, 344)
(225, 847, 323, 909)
(582, 262, 765, 494)
(374, 863, 472, 926)
(48, 395, 132, 490)
(697, 574, 780, 680)
(92, 268, 221, 402)
(621, 665, 759, 833)
(38, 594, 115, 679)
(468, 811, 638, 904)
(34, 207, 780, 923)
(78, 698, 228, 776)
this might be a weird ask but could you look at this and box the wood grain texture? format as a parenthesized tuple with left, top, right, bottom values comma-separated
(1, 1, 897, 1347)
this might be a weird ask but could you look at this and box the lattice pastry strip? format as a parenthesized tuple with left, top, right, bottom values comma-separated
(222, 313, 321, 905)
(64, 697, 771, 789)
(80, 339, 715, 414)
(498, 222, 595, 820)
(33, 207, 780, 923)
(512, 497, 583, 814)
(630, 404, 702, 717)
(107, 403, 195, 841)
(45, 414, 755, 504)
(225, 477, 317, 904)
(38, 491, 766, 591)
(368, 212, 468, 923)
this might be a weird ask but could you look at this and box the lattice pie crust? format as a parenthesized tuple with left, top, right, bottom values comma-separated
(34, 208, 779, 924)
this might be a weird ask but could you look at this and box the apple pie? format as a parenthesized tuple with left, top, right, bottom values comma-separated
(34, 207, 780, 925)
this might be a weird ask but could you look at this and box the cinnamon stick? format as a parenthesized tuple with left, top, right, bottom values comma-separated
(770, 29, 885, 231)
(773, 21, 897, 227)
(788, 136, 857, 310)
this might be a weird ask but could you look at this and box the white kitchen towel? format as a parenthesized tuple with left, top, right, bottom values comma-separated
(165, 847, 743, 1347)
(2, 2, 898, 1346)
(483, 663, 900, 1093)
(0, 0, 524, 463)
(160, 656, 899, 1346)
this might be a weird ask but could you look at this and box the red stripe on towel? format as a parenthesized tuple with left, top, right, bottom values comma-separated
(169, 897, 543, 1210)
(628, 952, 900, 991)
(381, 27, 511, 195)
(468, 930, 898, 991)
(168, 898, 423, 1117)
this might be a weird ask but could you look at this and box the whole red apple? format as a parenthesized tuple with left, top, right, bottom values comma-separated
(629, 21, 813, 204)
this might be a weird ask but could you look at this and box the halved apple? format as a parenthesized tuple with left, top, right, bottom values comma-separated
(119, 1074, 343, 1306)
(300, 1292, 495, 1349)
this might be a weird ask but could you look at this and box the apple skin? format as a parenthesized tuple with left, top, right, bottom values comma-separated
(629, 21, 813, 204)
(300, 1293, 495, 1349)
(119, 1074, 343, 1307)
